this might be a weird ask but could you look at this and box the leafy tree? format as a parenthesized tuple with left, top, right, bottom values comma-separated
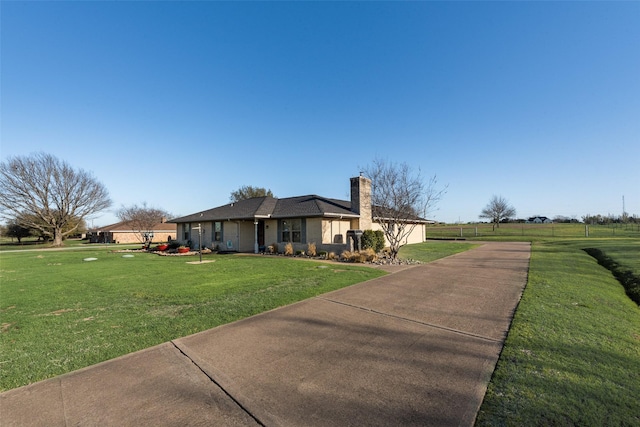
(5, 221, 32, 243)
(479, 195, 516, 229)
(0, 153, 112, 246)
(116, 203, 171, 247)
(230, 185, 274, 202)
(362, 159, 446, 259)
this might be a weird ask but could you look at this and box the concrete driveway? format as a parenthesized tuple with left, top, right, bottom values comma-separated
(0, 242, 530, 426)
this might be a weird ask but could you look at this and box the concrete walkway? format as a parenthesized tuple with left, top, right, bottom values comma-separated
(0, 242, 530, 426)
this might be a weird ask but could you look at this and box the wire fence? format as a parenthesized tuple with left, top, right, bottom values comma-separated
(426, 223, 640, 239)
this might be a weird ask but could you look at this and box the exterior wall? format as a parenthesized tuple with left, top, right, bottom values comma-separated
(178, 220, 273, 252)
(192, 222, 214, 250)
(370, 222, 426, 246)
(323, 218, 350, 245)
(305, 218, 323, 245)
(220, 221, 240, 251)
(306, 218, 350, 254)
(178, 222, 215, 249)
(264, 219, 279, 247)
(238, 221, 256, 252)
(257, 217, 352, 254)
(174, 219, 426, 252)
(112, 231, 176, 244)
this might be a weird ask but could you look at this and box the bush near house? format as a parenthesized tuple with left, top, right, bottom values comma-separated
(306, 242, 317, 257)
(284, 242, 294, 256)
(361, 229, 385, 253)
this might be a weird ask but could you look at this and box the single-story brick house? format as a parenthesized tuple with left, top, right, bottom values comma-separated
(169, 176, 432, 253)
(88, 219, 177, 244)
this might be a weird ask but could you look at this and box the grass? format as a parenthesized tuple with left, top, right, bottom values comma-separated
(0, 237, 140, 251)
(3, 236, 638, 424)
(427, 222, 640, 241)
(476, 239, 640, 426)
(398, 240, 479, 261)
(0, 241, 471, 391)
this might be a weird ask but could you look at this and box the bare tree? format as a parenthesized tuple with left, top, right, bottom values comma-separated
(116, 203, 171, 247)
(230, 185, 274, 202)
(0, 153, 112, 247)
(479, 195, 516, 229)
(362, 159, 447, 259)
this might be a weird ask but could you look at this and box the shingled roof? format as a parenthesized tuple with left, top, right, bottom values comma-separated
(169, 195, 359, 223)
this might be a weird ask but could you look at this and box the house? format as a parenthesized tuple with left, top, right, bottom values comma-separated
(88, 219, 177, 244)
(525, 216, 553, 224)
(169, 176, 431, 253)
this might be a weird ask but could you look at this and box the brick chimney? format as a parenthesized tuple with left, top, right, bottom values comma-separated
(350, 175, 372, 230)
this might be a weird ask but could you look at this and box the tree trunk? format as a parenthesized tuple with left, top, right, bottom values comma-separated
(52, 228, 64, 247)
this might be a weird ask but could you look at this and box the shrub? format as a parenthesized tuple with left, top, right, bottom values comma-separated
(341, 251, 367, 263)
(361, 230, 376, 250)
(327, 251, 337, 260)
(362, 230, 385, 253)
(284, 242, 294, 256)
(296, 250, 305, 256)
(340, 249, 378, 263)
(318, 251, 328, 259)
(307, 242, 317, 257)
(374, 230, 386, 252)
(269, 243, 279, 254)
(167, 241, 182, 250)
(360, 248, 378, 262)
(340, 251, 354, 262)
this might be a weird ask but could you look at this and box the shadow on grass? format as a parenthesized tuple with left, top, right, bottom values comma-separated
(583, 248, 640, 305)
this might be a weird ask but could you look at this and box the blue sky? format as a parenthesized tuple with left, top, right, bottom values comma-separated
(2, 1, 638, 226)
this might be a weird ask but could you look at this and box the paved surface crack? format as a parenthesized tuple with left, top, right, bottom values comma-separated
(317, 296, 502, 343)
(170, 341, 265, 426)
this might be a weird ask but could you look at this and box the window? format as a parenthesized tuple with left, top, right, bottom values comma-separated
(213, 221, 222, 242)
(280, 218, 302, 243)
(183, 224, 190, 241)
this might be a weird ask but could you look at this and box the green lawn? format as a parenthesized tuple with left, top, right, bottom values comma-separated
(3, 237, 638, 425)
(427, 222, 640, 241)
(0, 241, 471, 391)
(398, 240, 479, 261)
(0, 237, 140, 251)
(476, 239, 640, 426)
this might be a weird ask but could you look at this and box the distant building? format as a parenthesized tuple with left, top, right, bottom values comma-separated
(87, 219, 176, 244)
(526, 216, 553, 224)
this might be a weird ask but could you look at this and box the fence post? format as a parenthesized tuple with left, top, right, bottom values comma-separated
(460, 227, 463, 238)
(585, 225, 589, 237)
(475, 227, 478, 237)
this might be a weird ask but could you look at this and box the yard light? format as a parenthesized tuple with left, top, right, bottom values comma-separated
(192, 223, 203, 262)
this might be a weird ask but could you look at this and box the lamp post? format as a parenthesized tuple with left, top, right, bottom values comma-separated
(192, 223, 203, 262)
